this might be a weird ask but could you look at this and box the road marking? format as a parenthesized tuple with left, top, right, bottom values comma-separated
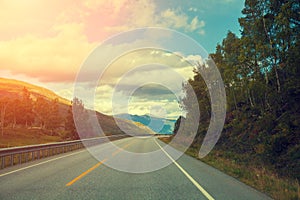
(112, 140, 135, 156)
(0, 150, 86, 178)
(66, 140, 135, 186)
(0, 138, 131, 178)
(66, 158, 108, 186)
(154, 139, 215, 200)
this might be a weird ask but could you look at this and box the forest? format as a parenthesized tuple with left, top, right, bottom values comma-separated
(0, 85, 145, 147)
(0, 87, 80, 140)
(179, 0, 299, 189)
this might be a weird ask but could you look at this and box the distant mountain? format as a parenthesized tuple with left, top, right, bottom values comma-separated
(0, 77, 153, 145)
(116, 113, 176, 134)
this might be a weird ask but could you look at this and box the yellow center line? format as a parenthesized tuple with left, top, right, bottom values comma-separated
(66, 139, 136, 187)
(112, 141, 135, 157)
(66, 158, 107, 187)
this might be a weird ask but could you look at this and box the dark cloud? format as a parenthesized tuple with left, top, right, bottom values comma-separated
(131, 84, 179, 101)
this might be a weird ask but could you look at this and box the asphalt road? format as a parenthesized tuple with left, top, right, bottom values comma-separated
(0, 137, 272, 200)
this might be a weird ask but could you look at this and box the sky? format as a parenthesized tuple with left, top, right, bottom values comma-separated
(0, 0, 244, 119)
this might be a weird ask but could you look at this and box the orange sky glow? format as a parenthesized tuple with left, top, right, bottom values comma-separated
(0, 0, 136, 83)
(0, 0, 241, 118)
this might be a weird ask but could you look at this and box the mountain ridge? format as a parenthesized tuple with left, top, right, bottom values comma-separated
(0, 77, 154, 147)
(0, 77, 71, 105)
(115, 113, 176, 134)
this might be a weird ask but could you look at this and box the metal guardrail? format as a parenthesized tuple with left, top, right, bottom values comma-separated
(0, 134, 127, 170)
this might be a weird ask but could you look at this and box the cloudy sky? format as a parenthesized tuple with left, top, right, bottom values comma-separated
(0, 0, 244, 119)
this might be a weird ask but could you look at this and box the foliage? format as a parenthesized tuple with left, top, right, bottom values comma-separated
(45, 98, 63, 135)
(0, 87, 79, 139)
(65, 106, 78, 139)
(180, 0, 300, 184)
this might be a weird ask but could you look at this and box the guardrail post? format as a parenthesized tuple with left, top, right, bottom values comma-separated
(1, 156, 4, 169)
(0, 135, 126, 170)
(25, 153, 28, 163)
(10, 155, 13, 166)
(19, 154, 22, 165)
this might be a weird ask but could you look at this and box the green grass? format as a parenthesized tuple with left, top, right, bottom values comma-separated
(159, 137, 300, 200)
(0, 128, 63, 148)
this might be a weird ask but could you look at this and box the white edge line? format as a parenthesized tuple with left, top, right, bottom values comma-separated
(154, 139, 215, 200)
(0, 137, 131, 178)
(0, 150, 86, 178)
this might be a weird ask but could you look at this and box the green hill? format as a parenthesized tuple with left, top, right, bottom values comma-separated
(0, 77, 150, 147)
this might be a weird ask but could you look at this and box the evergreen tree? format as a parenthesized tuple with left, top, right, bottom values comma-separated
(19, 87, 34, 127)
(181, 0, 300, 180)
(72, 97, 93, 138)
(45, 98, 62, 135)
(34, 97, 49, 129)
(65, 106, 78, 139)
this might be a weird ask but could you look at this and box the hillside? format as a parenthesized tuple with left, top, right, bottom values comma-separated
(116, 113, 176, 134)
(0, 77, 152, 147)
(172, 1, 300, 199)
(95, 111, 156, 136)
(0, 78, 70, 105)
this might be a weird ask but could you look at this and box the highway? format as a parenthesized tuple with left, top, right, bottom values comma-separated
(0, 137, 272, 200)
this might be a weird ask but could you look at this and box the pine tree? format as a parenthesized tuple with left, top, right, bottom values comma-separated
(65, 106, 77, 139)
(34, 97, 49, 129)
(45, 98, 62, 135)
(181, 0, 300, 180)
(19, 87, 34, 127)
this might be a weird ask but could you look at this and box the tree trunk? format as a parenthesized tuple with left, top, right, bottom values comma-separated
(1, 103, 8, 136)
(248, 88, 254, 107)
(231, 86, 238, 110)
(263, 17, 281, 93)
(274, 65, 281, 93)
(12, 114, 16, 129)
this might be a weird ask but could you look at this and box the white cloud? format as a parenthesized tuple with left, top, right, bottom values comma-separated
(83, 0, 128, 14)
(188, 7, 198, 12)
(0, 0, 206, 85)
(159, 9, 205, 33)
(189, 16, 205, 32)
(104, 2, 206, 36)
(0, 23, 97, 82)
(160, 9, 188, 29)
(184, 54, 205, 66)
(0, 0, 206, 119)
(126, 98, 183, 119)
(199, 29, 206, 35)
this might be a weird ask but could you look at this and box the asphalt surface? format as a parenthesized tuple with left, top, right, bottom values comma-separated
(0, 137, 272, 200)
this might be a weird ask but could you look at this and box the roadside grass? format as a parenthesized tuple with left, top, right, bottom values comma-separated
(0, 128, 62, 148)
(159, 137, 300, 200)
